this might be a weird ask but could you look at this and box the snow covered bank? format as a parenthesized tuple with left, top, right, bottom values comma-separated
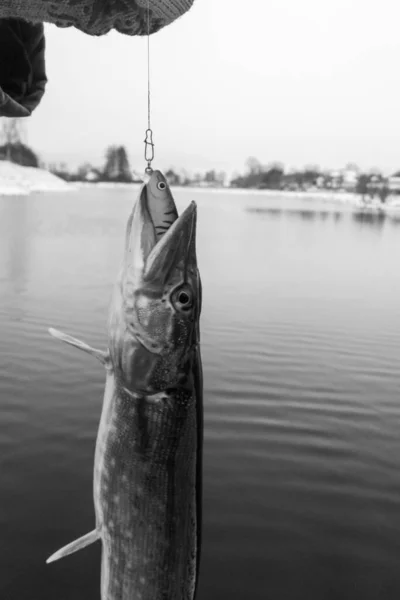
(0, 161, 76, 195)
(75, 181, 141, 190)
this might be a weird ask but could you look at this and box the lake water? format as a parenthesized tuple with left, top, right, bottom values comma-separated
(1, 188, 400, 600)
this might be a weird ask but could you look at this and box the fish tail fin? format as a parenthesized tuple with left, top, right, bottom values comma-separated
(46, 528, 101, 564)
(48, 328, 110, 368)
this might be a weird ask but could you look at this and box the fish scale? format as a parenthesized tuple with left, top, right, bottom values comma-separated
(95, 382, 198, 599)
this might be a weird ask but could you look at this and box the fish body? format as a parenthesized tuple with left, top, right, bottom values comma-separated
(47, 171, 203, 600)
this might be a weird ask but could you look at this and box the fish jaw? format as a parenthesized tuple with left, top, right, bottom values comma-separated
(108, 180, 200, 395)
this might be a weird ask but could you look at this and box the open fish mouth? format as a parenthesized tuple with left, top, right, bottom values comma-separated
(106, 171, 200, 393)
(125, 173, 198, 283)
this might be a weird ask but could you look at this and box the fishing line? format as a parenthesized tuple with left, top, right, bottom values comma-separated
(147, 0, 151, 131)
(144, 0, 154, 174)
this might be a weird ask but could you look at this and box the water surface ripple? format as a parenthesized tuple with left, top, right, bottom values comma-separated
(1, 190, 400, 599)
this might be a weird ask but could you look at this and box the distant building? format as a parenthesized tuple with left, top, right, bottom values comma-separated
(341, 166, 359, 191)
(322, 166, 359, 191)
(388, 173, 400, 194)
(165, 169, 181, 186)
(328, 170, 342, 189)
(85, 169, 101, 182)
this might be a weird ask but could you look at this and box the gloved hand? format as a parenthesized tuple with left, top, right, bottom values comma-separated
(0, 1, 193, 118)
(0, 19, 46, 117)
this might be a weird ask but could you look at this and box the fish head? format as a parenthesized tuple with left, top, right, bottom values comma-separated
(109, 170, 201, 394)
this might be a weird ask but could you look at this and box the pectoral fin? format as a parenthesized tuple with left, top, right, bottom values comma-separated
(48, 328, 110, 368)
(46, 529, 101, 564)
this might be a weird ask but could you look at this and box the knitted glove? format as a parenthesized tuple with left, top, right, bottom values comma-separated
(0, 1, 194, 117)
(0, 18, 46, 117)
(0, 0, 194, 36)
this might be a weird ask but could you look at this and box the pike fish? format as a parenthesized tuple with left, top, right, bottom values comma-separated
(46, 170, 203, 600)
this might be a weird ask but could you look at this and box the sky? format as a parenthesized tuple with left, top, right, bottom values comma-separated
(25, 0, 400, 175)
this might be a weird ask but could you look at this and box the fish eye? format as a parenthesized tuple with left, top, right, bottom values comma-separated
(172, 286, 193, 311)
(178, 291, 190, 304)
(157, 181, 166, 191)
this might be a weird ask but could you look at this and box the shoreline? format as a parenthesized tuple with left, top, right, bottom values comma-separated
(1, 163, 400, 209)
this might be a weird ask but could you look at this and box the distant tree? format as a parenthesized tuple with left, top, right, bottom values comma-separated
(1, 118, 21, 148)
(335, 173, 345, 190)
(204, 170, 216, 183)
(260, 165, 284, 189)
(320, 171, 334, 189)
(48, 163, 72, 181)
(231, 167, 263, 188)
(356, 174, 369, 198)
(0, 118, 39, 167)
(116, 146, 131, 180)
(379, 184, 390, 204)
(304, 163, 320, 173)
(103, 145, 132, 182)
(281, 169, 306, 190)
(103, 145, 117, 178)
(302, 168, 320, 187)
(165, 168, 181, 185)
(266, 161, 285, 171)
(345, 162, 360, 173)
(281, 170, 297, 190)
(0, 142, 39, 167)
(216, 171, 226, 186)
(231, 172, 261, 188)
(179, 169, 191, 186)
(246, 156, 262, 174)
(230, 175, 246, 188)
(369, 166, 382, 176)
(77, 162, 94, 179)
(193, 173, 202, 184)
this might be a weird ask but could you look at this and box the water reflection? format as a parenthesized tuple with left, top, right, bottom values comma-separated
(10, 198, 30, 293)
(0, 196, 32, 320)
(2, 190, 400, 600)
(246, 206, 400, 229)
(351, 211, 387, 231)
(246, 207, 342, 222)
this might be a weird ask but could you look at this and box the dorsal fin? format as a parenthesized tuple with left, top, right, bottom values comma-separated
(48, 328, 110, 368)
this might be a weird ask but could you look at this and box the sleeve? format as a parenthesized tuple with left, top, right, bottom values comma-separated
(0, 18, 46, 117)
(0, 0, 195, 36)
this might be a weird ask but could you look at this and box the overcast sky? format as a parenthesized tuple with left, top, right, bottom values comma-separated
(26, 0, 400, 175)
